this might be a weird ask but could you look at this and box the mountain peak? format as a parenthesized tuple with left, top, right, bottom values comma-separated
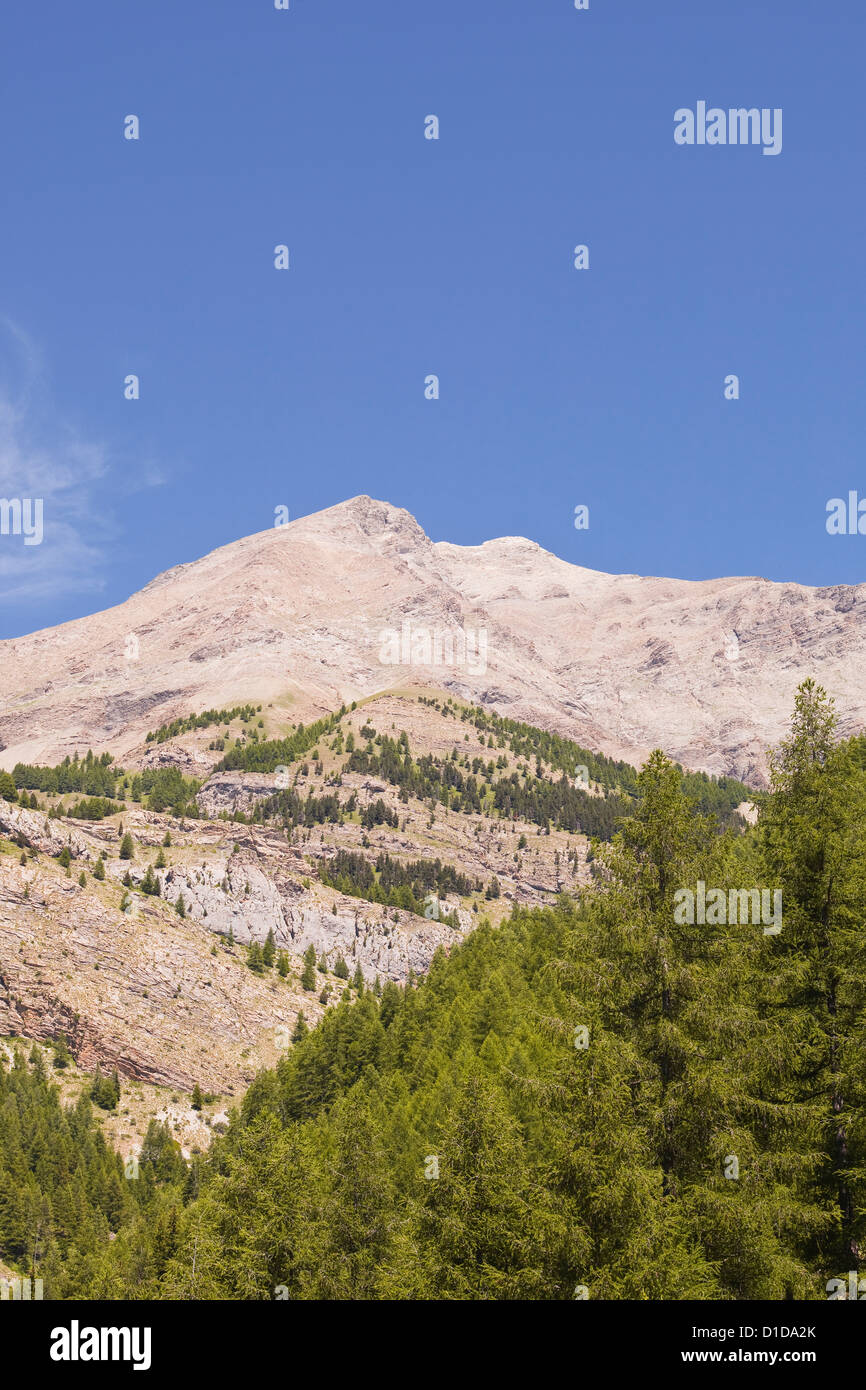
(291, 495, 431, 554)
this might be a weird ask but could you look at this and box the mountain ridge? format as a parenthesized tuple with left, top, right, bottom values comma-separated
(2, 494, 865, 785)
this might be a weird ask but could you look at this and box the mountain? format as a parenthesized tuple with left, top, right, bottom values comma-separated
(2, 495, 865, 785)
(3, 502, 864, 1298)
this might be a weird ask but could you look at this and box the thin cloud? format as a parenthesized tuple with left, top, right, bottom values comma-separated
(0, 392, 110, 605)
(0, 320, 131, 609)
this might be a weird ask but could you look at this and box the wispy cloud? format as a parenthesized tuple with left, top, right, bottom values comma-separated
(0, 319, 115, 606)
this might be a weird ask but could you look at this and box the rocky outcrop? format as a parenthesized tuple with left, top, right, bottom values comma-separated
(0, 850, 313, 1093)
(0, 799, 93, 859)
(114, 834, 471, 984)
(196, 772, 278, 817)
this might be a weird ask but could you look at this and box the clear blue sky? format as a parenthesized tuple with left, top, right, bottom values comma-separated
(1, 0, 864, 637)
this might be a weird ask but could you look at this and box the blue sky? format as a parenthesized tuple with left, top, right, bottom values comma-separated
(1, 0, 864, 637)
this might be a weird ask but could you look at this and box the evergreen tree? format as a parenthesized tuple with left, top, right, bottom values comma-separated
(90, 1067, 120, 1112)
(413, 1069, 552, 1299)
(301, 945, 317, 991)
(312, 1090, 399, 1299)
(140, 866, 161, 896)
(759, 680, 866, 1282)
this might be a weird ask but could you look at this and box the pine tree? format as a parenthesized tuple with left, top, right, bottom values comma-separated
(565, 749, 795, 1297)
(312, 1090, 399, 1299)
(119, 833, 134, 861)
(90, 1067, 119, 1111)
(759, 680, 866, 1282)
(141, 866, 161, 896)
(301, 945, 317, 991)
(262, 929, 276, 969)
(161, 1114, 322, 1299)
(413, 1069, 552, 1299)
